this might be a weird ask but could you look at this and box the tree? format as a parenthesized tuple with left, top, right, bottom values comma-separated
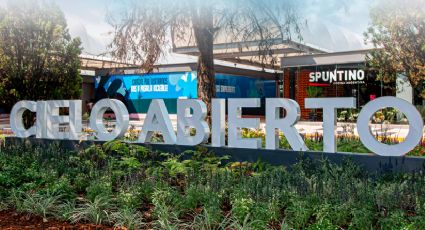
(0, 1, 83, 113)
(365, 0, 425, 104)
(108, 0, 302, 120)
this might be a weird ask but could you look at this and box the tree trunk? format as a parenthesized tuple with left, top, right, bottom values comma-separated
(192, 4, 215, 124)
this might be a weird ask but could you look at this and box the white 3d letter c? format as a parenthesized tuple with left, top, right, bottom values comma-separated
(10, 101, 37, 138)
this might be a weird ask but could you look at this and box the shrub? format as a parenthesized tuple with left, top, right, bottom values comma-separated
(116, 186, 144, 210)
(69, 195, 115, 225)
(10, 190, 61, 221)
(45, 176, 76, 201)
(86, 178, 113, 202)
(111, 208, 145, 230)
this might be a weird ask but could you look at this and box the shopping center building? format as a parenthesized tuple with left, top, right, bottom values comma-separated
(280, 50, 412, 120)
(80, 54, 278, 115)
(80, 41, 413, 120)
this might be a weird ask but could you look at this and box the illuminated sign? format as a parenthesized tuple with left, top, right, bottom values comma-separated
(10, 97, 423, 157)
(309, 69, 365, 86)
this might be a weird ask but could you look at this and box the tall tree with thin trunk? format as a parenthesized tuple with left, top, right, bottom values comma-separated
(108, 0, 302, 120)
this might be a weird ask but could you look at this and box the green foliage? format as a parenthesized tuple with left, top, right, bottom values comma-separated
(2, 143, 425, 228)
(285, 199, 315, 229)
(86, 178, 113, 202)
(0, 0, 82, 112)
(306, 86, 323, 98)
(69, 195, 115, 225)
(55, 201, 76, 221)
(365, 0, 425, 100)
(116, 186, 144, 210)
(45, 176, 76, 201)
(231, 196, 255, 223)
(191, 209, 231, 230)
(10, 189, 62, 220)
(111, 208, 145, 230)
(337, 109, 359, 122)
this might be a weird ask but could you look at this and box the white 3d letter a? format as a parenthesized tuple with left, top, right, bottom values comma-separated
(139, 99, 176, 144)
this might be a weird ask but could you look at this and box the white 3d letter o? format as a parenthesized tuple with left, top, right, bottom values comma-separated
(357, 96, 423, 157)
(89, 99, 129, 141)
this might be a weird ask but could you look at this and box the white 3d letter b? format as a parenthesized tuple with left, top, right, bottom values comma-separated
(177, 99, 210, 145)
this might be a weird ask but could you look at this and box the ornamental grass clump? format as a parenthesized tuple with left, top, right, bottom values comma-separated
(69, 195, 115, 225)
(10, 190, 62, 221)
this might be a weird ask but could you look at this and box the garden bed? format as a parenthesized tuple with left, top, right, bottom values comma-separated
(1, 141, 425, 229)
(0, 209, 115, 229)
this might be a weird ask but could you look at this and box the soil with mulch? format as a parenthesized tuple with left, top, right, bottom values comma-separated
(0, 209, 120, 230)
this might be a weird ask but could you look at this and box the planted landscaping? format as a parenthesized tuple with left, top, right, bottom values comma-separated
(0, 141, 425, 229)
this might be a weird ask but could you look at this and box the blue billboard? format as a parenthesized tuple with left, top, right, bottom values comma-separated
(94, 72, 276, 113)
(215, 74, 275, 98)
(95, 72, 197, 100)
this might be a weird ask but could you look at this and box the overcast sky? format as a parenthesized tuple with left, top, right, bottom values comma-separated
(1, 0, 376, 56)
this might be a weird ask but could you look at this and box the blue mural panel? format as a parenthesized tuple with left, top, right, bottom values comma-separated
(94, 72, 197, 100)
(95, 72, 276, 100)
(94, 72, 276, 113)
(215, 74, 276, 98)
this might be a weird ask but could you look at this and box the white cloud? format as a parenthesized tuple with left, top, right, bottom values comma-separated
(297, 0, 374, 51)
(1, 0, 375, 54)
(56, 0, 114, 55)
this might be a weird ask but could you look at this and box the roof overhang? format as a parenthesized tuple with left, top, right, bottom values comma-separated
(280, 49, 371, 68)
(173, 39, 327, 69)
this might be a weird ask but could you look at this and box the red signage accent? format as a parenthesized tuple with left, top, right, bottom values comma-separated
(308, 83, 330, 87)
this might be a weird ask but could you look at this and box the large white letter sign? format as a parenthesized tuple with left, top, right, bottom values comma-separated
(44, 100, 82, 140)
(305, 97, 356, 152)
(89, 99, 129, 141)
(177, 99, 210, 145)
(265, 98, 308, 151)
(357, 96, 423, 156)
(10, 101, 37, 137)
(36, 101, 48, 138)
(211, 99, 225, 147)
(228, 98, 261, 149)
(139, 99, 176, 144)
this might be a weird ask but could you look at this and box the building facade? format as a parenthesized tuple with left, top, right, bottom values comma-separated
(281, 50, 402, 120)
(82, 57, 278, 115)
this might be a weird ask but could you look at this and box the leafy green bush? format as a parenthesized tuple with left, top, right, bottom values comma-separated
(86, 178, 113, 202)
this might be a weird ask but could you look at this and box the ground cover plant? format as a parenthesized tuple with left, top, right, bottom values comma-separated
(1, 141, 425, 229)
